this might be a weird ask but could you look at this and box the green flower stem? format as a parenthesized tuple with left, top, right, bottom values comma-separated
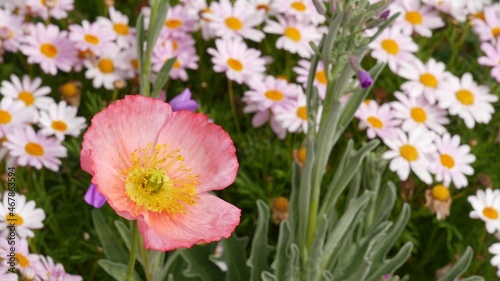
(125, 221, 139, 281)
(227, 79, 242, 136)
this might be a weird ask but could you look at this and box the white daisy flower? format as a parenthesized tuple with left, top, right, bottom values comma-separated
(0, 9, 24, 53)
(35, 255, 83, 281)
(0, 97, 36, 135)
(4, 126, 67, 172)
(472, 4, 500, 43)
(0, 237, 40, 275)
(96, 6, 136, 49)
(249, 0, 273, 15)
(422, 0, 468, 22)
(438, 73, 498, 129)
(162, 4, 198, 38)
(397, 58, 454, 104)
(207, 37, 266, 85)
(242, 75, 301, 113)
(152, 38, 199, 82)
(84, 47, 128, 90)
(115, 44, 138, 79)
(392, 0, 445, 38)
(206, 0, 265, 42)
(468, 188, 500, 233)
(38, 101, 87, 141)
(293, 59, 328, 99)
(264, 16, 322, 59)
(0, 75, 54, 110)
(274, 92, 320, 133)
(429, 133, 475, 189)
(270, 0, 325, 25)
(488, 243, 500, 278)
(368, 26, 418, 72)
(382, 128, 435, 184)
(391, 92, 449, 135)
(354, 100, 400, 140)
(26, 0, 74, 20)
(69, 20, 117, 56)
(0, 192, 45, 238)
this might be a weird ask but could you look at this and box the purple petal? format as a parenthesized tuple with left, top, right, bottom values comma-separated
(84, 183, 107, 208)
(357, 70, 373, 89)
(380, 10, 390, 20)
(169, 88, 199, 112)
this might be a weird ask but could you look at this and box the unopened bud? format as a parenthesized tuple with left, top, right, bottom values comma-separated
(114, 79, 126, 90)
(348, 55, 372, 89)
(104, 0, 115, 7)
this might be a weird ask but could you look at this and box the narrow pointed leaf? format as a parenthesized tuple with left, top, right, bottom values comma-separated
(91, 210, 127, 264)
(151, 57, 176, 98)
(247, 200, 272, 281)
(98, 259, 142, 281)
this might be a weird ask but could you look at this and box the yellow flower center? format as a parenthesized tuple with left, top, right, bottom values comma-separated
(381, 39, 399, 55)
(455, 89, 474, 105)
(173, 60, 181, 69)
(265, 90, 285, 101)
(492, 27, 500, 37)
(40, 43, 58, 58)
(297, 106, 307, 120)
(25, 142, 44, 156)
(315, 70, 327, 84)
(227, 58, 243, 71)
(297, 146, 306, 164)
(113, 23, 129, 35)
(98, 58, 115, 74)
(291, 2, 306, 11)
(431, 185, 450, 201)
(272, 196, 289, 212)
(165, 19, 183, 29)
(400, 144, 418, 161)
(84, 34, 100, 45)
(419, 73, 438, 88)
(284, 27, 301, 41)
(225, 17, 243, 31)
(18, 91, 35, 106)
(131, 58, 138, 70)
(51, 120, 68, 132)
(410, 107, 427, 123)
(124, 143, 198, 215)
(440, 153, 455, 169)
(405, 11, 423, 24)
(5, 213, 23, 226)
(0, 110, 12, 124)
(367, 116, 383, 128)
(60, 83, 78, 97)
(483, 207, 499, 219)
(16, 253, 30, 268)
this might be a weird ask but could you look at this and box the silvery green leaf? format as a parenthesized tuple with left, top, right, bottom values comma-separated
(98, 259, 142, 281)
(298, 137, 315, 245)
(289, 162, 301, 230)
(114, 220, 131, 251)
(154, 251, 180, 281)
(145, 2, 169, 60)
(220, 234, 251, 281)
(321, 11, 344, 73)
(366, 242, 413, 281)
(308, 215, 329, 281)
(271, 220, 294, 280)
(247, 200, 273, 281)
(437, 246, 475, 281)
(261, 272, 277, 281)
(369, 182, 397, 228)
(180, 244, 225, 281)
(460, 276, 485, 281)
(151, 57, 176, 98)
(91, 210, 128, 264)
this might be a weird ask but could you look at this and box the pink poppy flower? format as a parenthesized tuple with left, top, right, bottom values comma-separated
(80, 95, 240, 251)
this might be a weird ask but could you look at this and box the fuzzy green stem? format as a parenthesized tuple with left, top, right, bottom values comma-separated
(125, 221, 139, 281)
(227, 79, 242, 136)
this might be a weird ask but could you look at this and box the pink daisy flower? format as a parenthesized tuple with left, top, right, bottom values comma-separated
(392, 0, 445, 38)
(293, 59, 329, 99)
(478, 40, 500, 82)
(354, 100, 400, 140)
(429, 133, 475, 189)
(274, 92, 320, 134)
(4, 126, 67, 171)
(69, 20, 117, 55)
(0, 9, 24, 53)
(0, 75, 53, 111)
(80, 95, 241, 251)
(0, 238, 39, 275)
(242, 75, 301, 113)
(115, 44, 139, 79)
(472, 4, 500, 43)
(152, 37, 199, 82)
(35, 255, 82, 281)
(271, 0, 325, 25)
(162, 4, 198, 38)
(0, 97, 36, 135)
(26, 0, 74, 20)
(97, 6, 136, 49)
(368, 26, 418, 72)
(207, 37, 266, 85)
(206, 0, 265, 42)
(21, 23, 77, 75)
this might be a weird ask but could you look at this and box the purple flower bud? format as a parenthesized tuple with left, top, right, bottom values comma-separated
(380, 10, 390, 20)
(357, 70, 373, 89)
(169, 88, 199, 112)
(84, 183, 107, 208)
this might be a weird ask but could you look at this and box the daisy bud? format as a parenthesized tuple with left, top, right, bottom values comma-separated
(293, 145, 307, 168)
(169, 88, 199, 112)
(104, 0, 114, 7)
(425, 185, 451, 220)
(379, 10, 390, 20)
(84, 183, 107, 208)
(270, 196, 289, 224)
(312, 0, 326, 16)
(113, 79, 126, 90)
(477, 173, 493, 188)
(59, 81, 82, 107)
(348, 55, 372, 89)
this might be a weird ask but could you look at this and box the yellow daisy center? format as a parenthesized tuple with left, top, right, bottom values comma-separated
(227, 58, 243, 71)
(367, 116, 383, 129)
(272, 196, 289, 212)
(405, 11, 423, 24)
(381, 39, 399, 55)
(165, 19, 183, 29)
(25, 142, 45, 156)
(98, 58, 115, 74)
(431, 185, 450, 201)
(284, 27, 301, 42)
(60, 82, 78, 97)
(16, 253, 30, 268)
(0, 110, 12, 124)
(315, 70, 327, 84)
(483, 207, 499, 219)
(51, 120, 68, 132)
(124, 143, 198, 215)
(173, 60, 181, 69)
(291, 2, 306, 11)
(265, 90, 285, 101)
(5, 213, 23, 226)
(256, 4, 269, 12)
(297, 106, 307, 120)
(225, 17, 243, 31)
(131, 58, 138, 70)
(440, 153, 455, 169)
(492, 27, 500, 37)
(400, 144, 418, 161)
(297, 146, 306, 164)
(18, 91, 35, 106)
(40, 43, 58, 58)
(419, 73, 438, 88)
(410, 107, 427, 123)
(84, 34, 100, 45)
(113, 23, 129, 35)
(455, 89, 474, 105)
